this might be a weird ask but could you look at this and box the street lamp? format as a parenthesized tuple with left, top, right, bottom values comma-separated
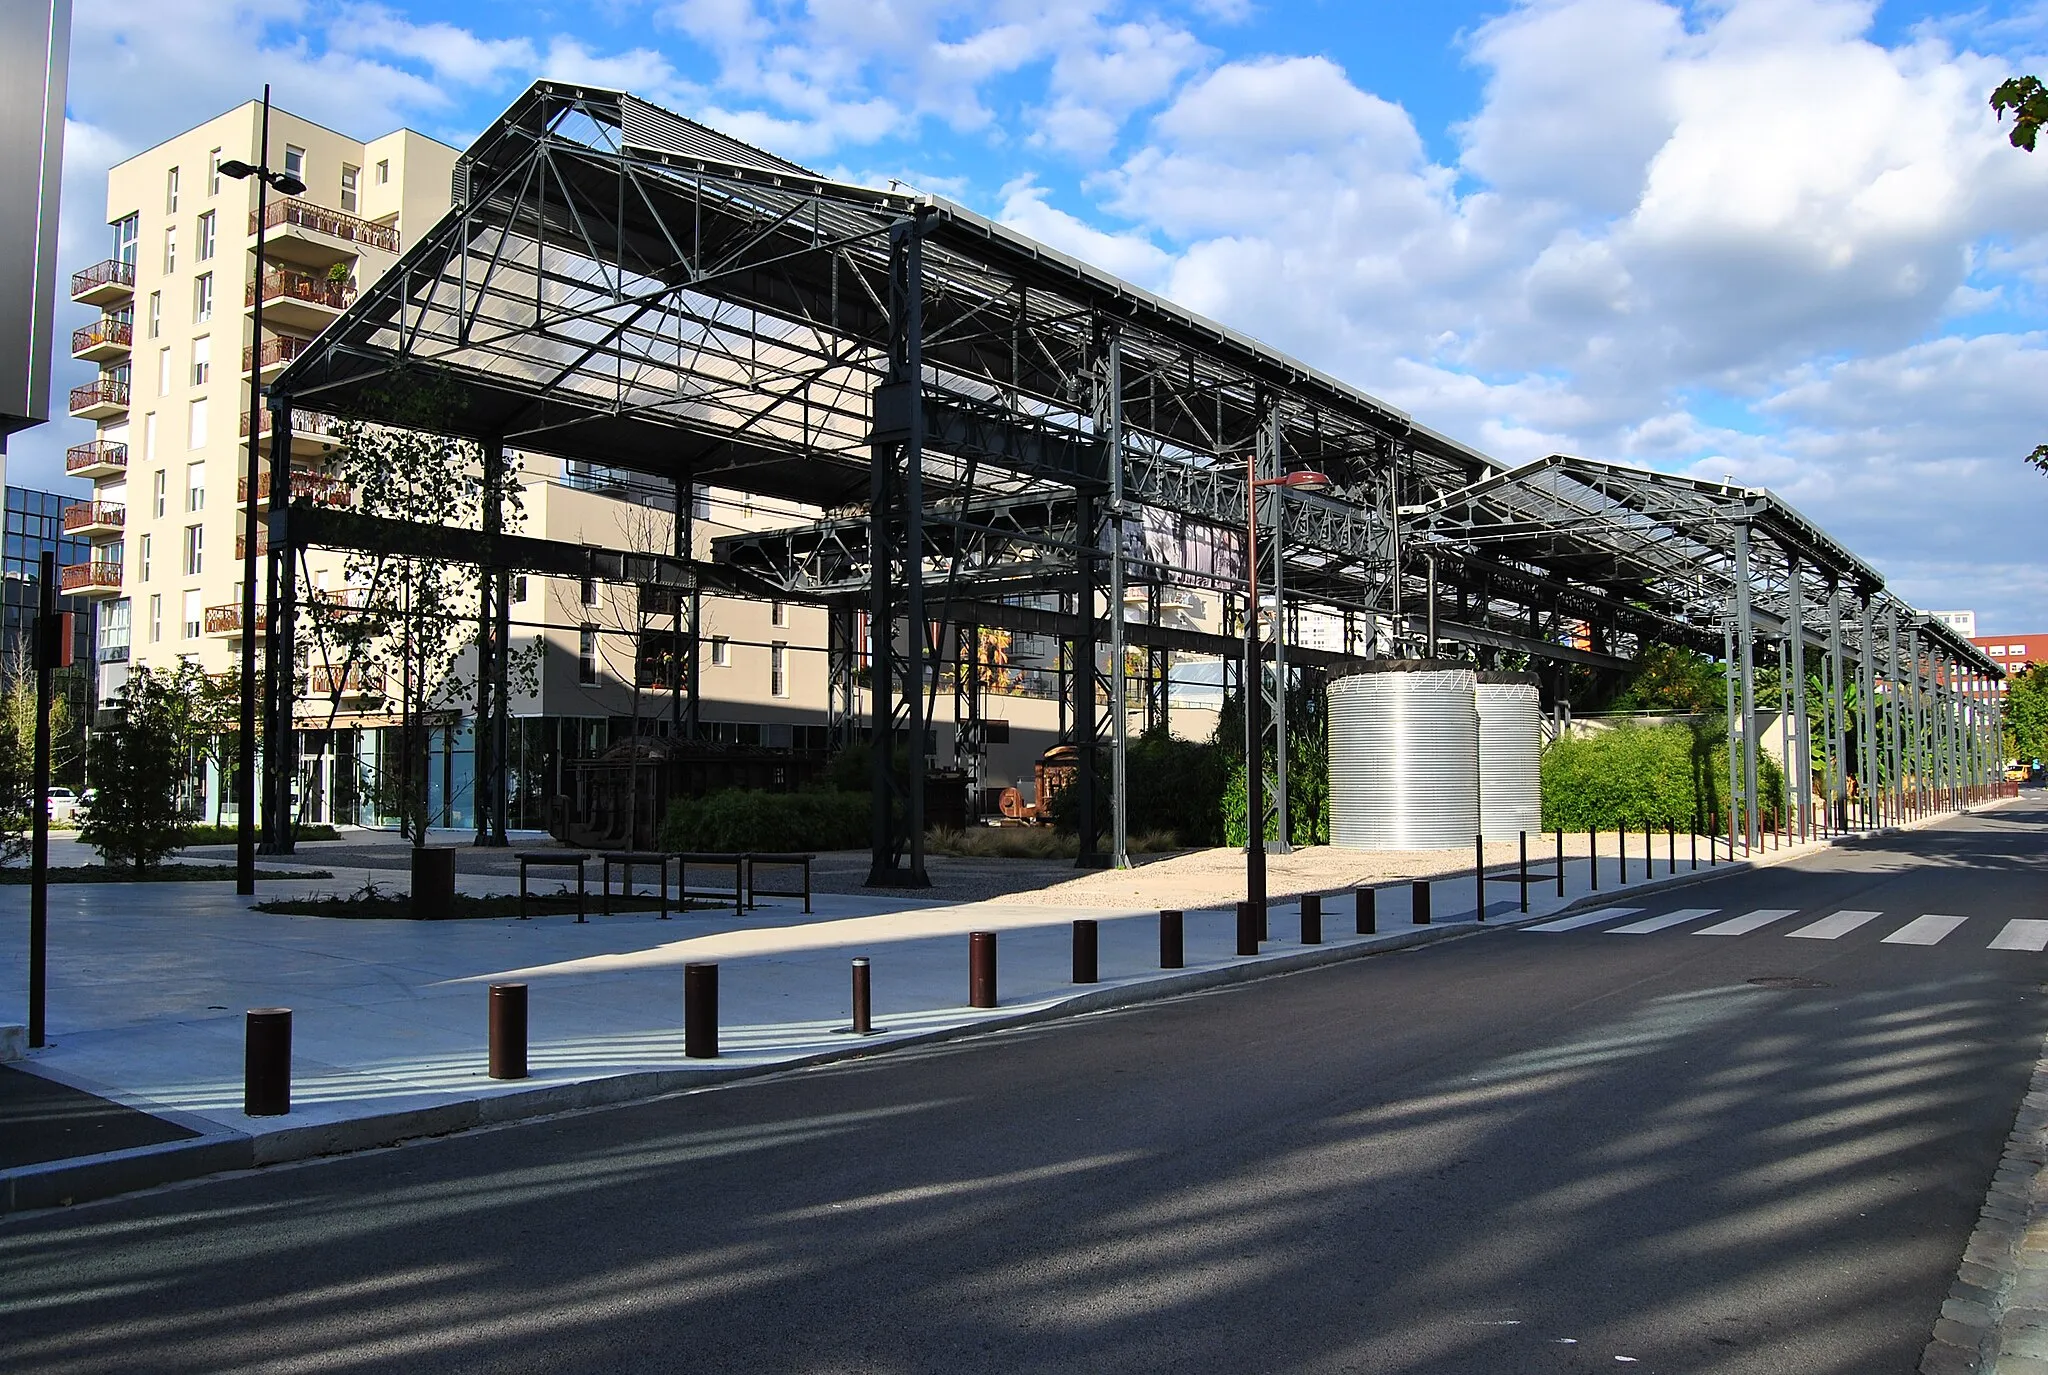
(1244, 462, 1331, 913)
(218, 85, 306, 897)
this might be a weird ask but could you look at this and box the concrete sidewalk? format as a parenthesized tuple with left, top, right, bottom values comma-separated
(0, 809, 1997, 1214)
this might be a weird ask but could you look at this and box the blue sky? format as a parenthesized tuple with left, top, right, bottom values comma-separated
(27, 0, 2048, 629)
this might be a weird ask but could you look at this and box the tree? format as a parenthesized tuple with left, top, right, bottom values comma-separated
(1994, 78, 2048, 474)
(78, 666, 191, 875)
(2006, 663, 2048, 765)
(1609, 643, 1727, 714)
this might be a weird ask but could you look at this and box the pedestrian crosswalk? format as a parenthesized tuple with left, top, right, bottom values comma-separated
(1524, 905, 2048, 951)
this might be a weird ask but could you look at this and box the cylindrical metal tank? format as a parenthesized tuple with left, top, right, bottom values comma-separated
(1328, 660, 1479, 850)
(1476, 672, 1543, 840)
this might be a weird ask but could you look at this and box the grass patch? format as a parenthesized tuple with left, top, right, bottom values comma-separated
(924, 826, 1182, 859)
(0, 864, 335, 883)
(254, 885, 709, 921)
(180, 823, 341, 846)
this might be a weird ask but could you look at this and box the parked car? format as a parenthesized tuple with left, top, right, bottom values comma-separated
(44, 787, 79, 823)
(76, 788, 96, 817)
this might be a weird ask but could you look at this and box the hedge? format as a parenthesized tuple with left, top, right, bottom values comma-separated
(659, 789, 871, 853)
(1540, 722, 1784, 833)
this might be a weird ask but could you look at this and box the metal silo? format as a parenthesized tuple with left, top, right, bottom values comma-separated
(1476, 672, 1543, 840)
(1328, 661, 1479, 850)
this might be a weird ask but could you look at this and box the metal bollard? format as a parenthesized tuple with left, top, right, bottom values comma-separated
(1072, 919, 1099, 984)
(1618, 826, 1627, 883)
(1555, 830, 1565, 897)
(969, 931, 998, 1008)
(1160, 910, 1184, 969)
(1518, 831, 1529, 913)
(684, 963, 719, 1058)
(852, 958, 872, 1035)
(1589, 828, 1599, 891)
(1647, 824, 1655, 877)
(1357, 886, 1376, 935)
(1691, 828, 1698, 871)
(244, 1007, 292, 1117)
(1475, 834, 1486, 922)
(1668, 824, 1676, 875)
(489, 983, 528, 1081)
(1301, 893, 1322, 945)
(1412, 878, 1432, 926)
(1236, 901, 1260, 956)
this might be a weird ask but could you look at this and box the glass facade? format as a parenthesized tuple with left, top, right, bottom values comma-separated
(3, 487, 98, 672)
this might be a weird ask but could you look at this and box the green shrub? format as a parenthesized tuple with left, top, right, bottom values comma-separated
(1219, 682, 1329, 848)
(1540, 722, 1784, 832)
(1047, 728, 1233, 847)
(78, 667, 191, 876)
(659, 789, 870, 852)
(181, 822, 339, 846)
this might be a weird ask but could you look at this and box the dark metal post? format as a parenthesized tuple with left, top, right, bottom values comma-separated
(968, 931, 997, 1007)
(244, 1008, 291, 1116)
(1300, 893, 1322, 945)
(684, 963, 718, 1058)
(1159, 911, 1183, 969)
(1356, 886, 1376, 935)
(1072, 919, 1098, 984)
(1072, 492, 1103, 868)
(474, 439, 505, 846)
(1555, 829, 1564, 897)
(237, 85, 274, 894)
(262, 393, 296, 853)
(1518, 831, 1529, 913)
(1235, 900, 1259, 956)
(1412, 878, 1431, 925)
(1668, 824, 1675, 874)
(488, 983, 527, 1080)
(27, 552, 55, 1048)
(1691, 829, 1698, 870)
(1475, 833, 1486, 921)
(851, 958, 872, 1034)
(1589, 829, 1598, 890)
(1243, 453, 1266, 914)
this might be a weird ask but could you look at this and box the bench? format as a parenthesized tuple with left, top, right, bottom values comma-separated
(600, 852, 674, 919)
(745, 852, 815, 913)
(517, 851, 591, 922)
(673, 852, 745, 915)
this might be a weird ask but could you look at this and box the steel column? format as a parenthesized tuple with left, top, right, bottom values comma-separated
(1734, 521, 1759, 851)
(1097, 324, 1130, 868)
(262, 394, 297, 854)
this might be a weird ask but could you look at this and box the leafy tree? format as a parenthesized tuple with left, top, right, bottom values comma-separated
(78, 666, 192, 875)
(2006, 663, 2048, 765)
(1609, 643, 1727, 714)
(1994, 78, 2048, 474)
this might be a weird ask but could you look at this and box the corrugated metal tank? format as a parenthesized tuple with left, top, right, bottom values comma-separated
(1329, 661, 1479, 850)
(1477, 673, 1543, 840)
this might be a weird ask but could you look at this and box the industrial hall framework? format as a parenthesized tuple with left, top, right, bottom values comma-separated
(258, 80, 2006, 884)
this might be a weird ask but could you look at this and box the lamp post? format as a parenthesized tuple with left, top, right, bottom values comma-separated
(218, 86, 306, 896)
(1244, 461, 1331, 913)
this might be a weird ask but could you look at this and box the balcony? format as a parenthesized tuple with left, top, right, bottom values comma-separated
(65, 440, 128, 479)
(237, 469, 351, 509)
(240, 407, 344, 460)
(308, 663, 384, 698)
(68, 378, 130, 421)
(70, 258, 135, 306)
(59, 562, 124, 597)
(61, 502, 124, 537)
(235, 530, 270, 560)
(243, 334, 312, 377)
(203, 604, 268, 637)
(247, 269, 356, 329)
(253, 198, 400, 267)
(71, 317, 132, 363)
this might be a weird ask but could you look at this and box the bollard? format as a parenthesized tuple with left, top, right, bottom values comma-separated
(1618, 826, 1627, 884)
(1412, 878, 1432, 926)
(244, 1007, 292, 1117)
(1301, 893, 1322, 945)
(1356, 886, 1376, 935)
(684, 962, 719, 1058)
(1160, 910, 1184, 969)
(1647, 824, 1655, 878)
(1072, 919, 1099, 984)
(1236, 901, 1260, 956)
(1589, 828, 1599, 891)
(488, 983, 528, 1081)
(1518, 831, 1529, 913)
(1691, 829, 1698, 871)
(1555, 830, 1565, 898)
(1475, 834, 1487, 922)
(851, 958, 872, 1035)
(968, 931, 998, 1008)
(1667, 824, 1675, 875)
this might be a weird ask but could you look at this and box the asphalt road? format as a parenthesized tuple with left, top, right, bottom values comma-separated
(5, 801, 2047, 1374)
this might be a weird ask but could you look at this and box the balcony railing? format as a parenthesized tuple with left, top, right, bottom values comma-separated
(71, 318, 133, 354)
(203, 604, 268, 635)
(59, 562, 123, 594)
(244, 335, 312, 372)
(70, 258, 135, 298)
(236, 531, 270, 559)
(240, 408, 342, 440)
(65, 440, 128, 475)
(309, 664, 384, 696)
(254, 198, 401, 254)
(68, 378, 130, 414)
(238, 469, 351, 507)
(61, 502, 124, 534)
(247, 269, 356, 312)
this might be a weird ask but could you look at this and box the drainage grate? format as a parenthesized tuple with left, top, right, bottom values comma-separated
(1747, 975, 1831, 989)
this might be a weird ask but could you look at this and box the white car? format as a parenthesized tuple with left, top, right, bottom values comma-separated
(44, 787, 79, 823)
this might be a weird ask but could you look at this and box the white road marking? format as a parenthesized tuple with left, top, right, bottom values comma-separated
(1990, 920, 2048, 952)
(1526, 907, 1644, 933)
(1694, 908, 1799, 936)
(1608, 908, 1719, 934)
(1881, 915, 1967, 946)
(1786, 910, 1884, 940)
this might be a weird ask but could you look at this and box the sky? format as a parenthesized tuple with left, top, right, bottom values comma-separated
(21, 0, 2048, 632)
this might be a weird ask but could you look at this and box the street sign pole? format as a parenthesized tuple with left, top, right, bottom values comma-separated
(28, 550, 56, 1047)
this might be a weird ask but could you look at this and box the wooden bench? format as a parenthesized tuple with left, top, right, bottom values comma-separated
(517, 851, 591, 922)
(673, 853, 745, 915)
(600, 852, 674, 919)
(745, 852, 815, 913)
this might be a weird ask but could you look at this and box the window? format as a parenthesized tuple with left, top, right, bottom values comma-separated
(208, 148, 222, 195)
(692, 485, 710, 520)
(166, 166, 180, 214)
(190, 336, 209, 387)
(143, 414, 157, 464)
(196, 211, 216, 261)
(771, 599, 788, 627)
(157, 348, 171, 396)
(148, 594, 162, 643)
(375, 159, 390, 185)
(139, 533, 152, 581)
(113, 213, 139, 266)
(193, 273, 212, 323)
(183, 523, 203, 576)
(182, 590, 201, 640)
(512, 575, 528, 603)
(283, 145, 305, 181)
(771, 642, 788, 697)
(163, 226, 176, 273)
(578, 626, 598, 684)
(580, 575, 599, 607)
(147, 291, 161, 340)
(188, 397, 208, 448)
(340, 164, 359, 212)
(152, 469, 166, 518)
(710, 636, 730, 667)
(186, 462, 205, 512)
